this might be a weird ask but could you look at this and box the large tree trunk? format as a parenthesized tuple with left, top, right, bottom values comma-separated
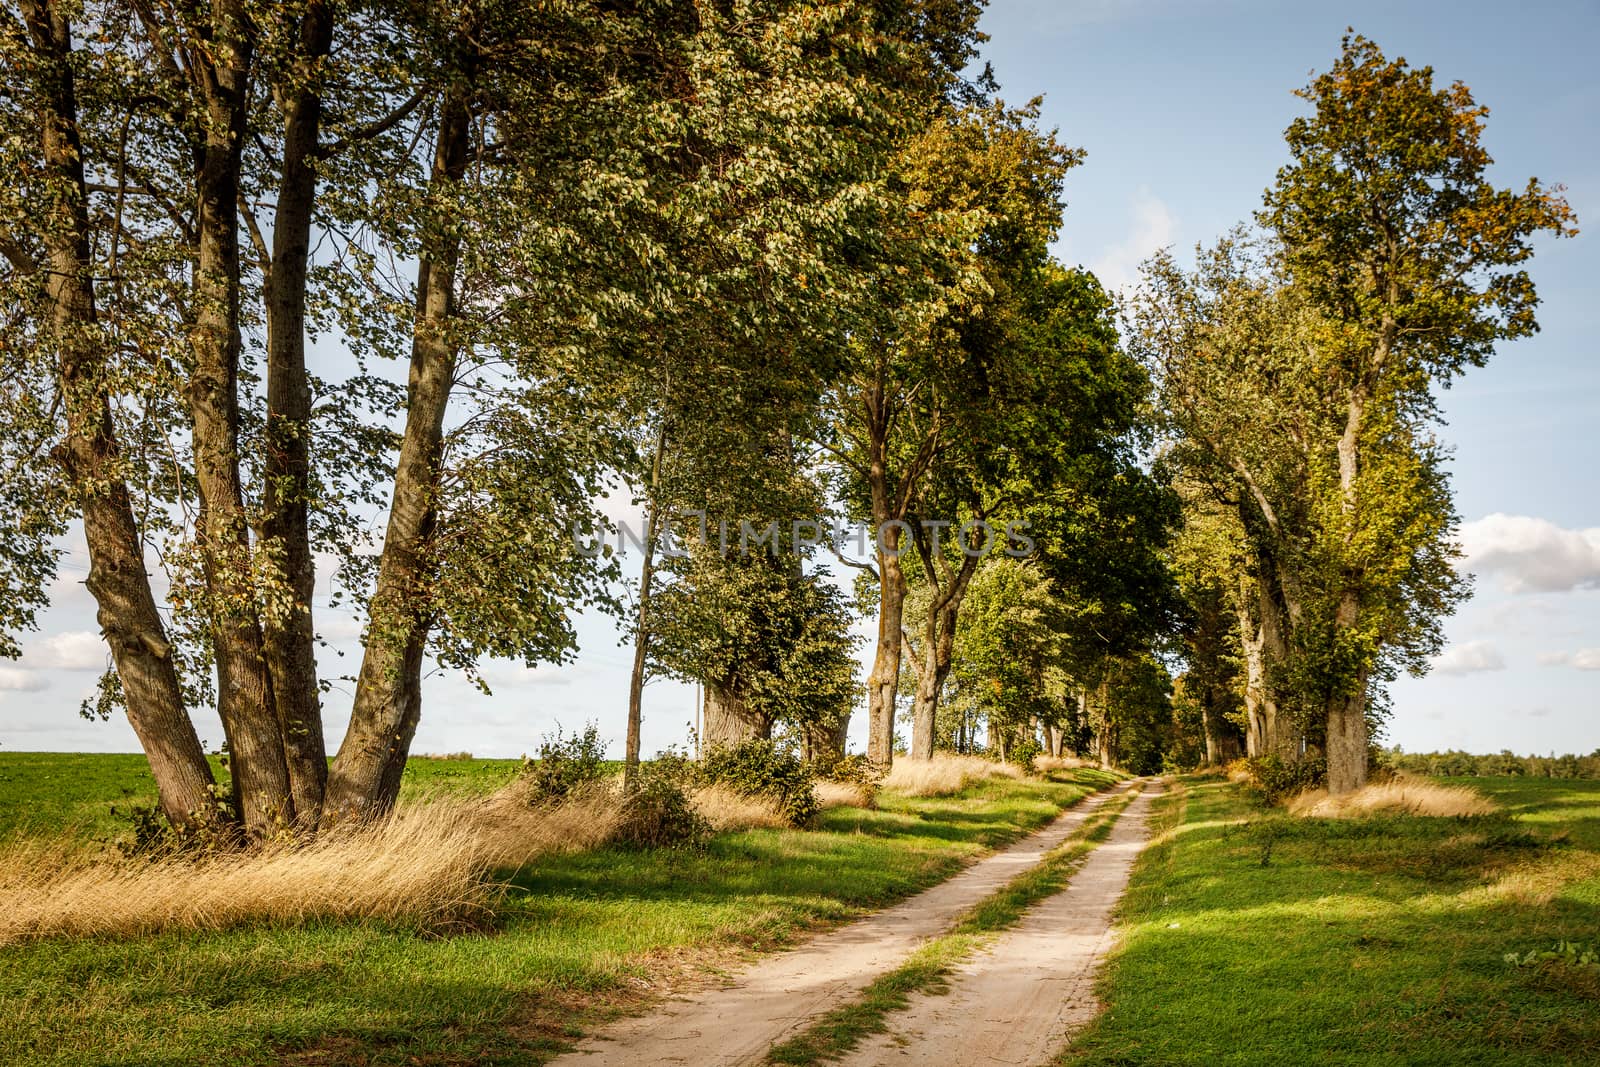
(702, 681, 771, 748)
(907, 548, 977, 760)
(259, 0, 334, 830)
(322, 88, 471, 827)
(866, 547, 905, 766)
(187, 3, 296, 837)
(22, 0, 220, 830)
(800, 713, 849, 763)
(1094, 674, 1115, 769)
(1325, 370, 1376, 794)
(1326, 588, 1369, 793)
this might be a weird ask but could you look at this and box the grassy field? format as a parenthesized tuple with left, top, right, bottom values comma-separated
(1063, 774, 1600, 1066)
(0, 752, 1118, 1066)
(0, 751, 531, 840)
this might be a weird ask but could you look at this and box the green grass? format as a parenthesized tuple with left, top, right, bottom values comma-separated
(767, 784, 1140, 1065)
(1062, 775, 1600, 1066)
(0, 752, 1119, 1066)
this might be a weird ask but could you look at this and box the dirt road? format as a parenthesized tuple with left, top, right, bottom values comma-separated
(836, 783, 1160, 1066)
(548, 779, 1142, 1067)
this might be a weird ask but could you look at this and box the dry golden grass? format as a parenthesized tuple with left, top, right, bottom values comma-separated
(1288, 776, 1499, 819)
(691, 784, 790, 831)
(1032, 754, 1094, 774)
(0, 781, 631, 947)
(881, 754, 1023, 798)
(814, 779, 875, 810)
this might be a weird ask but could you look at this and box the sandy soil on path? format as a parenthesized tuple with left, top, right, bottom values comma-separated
(546, 778, 1141, 1067)
(835, 783, 1162, 1067)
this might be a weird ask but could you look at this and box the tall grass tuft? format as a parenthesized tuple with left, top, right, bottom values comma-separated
(1288, 776, 1499, 818)
(0, 780, 631, 947)
(691, 784, 791, 831)
(881, 755, 1023, 798)
(1032, 755, 1094, 774)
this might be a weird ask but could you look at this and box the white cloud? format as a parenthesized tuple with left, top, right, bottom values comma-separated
(1089, 188, 1175, 293)
(27, 630, 107, 671)
(1430, 640, 1506, 675)
(1535, 648, 1600, 670)
(1459, 514, 1600, 594)
(0, 667, 49, 692)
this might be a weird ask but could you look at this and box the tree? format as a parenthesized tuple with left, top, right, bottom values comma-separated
(1260, 34, 1576, 792)
(0, 0, 930, 834)
(822, 99, 1080, 767)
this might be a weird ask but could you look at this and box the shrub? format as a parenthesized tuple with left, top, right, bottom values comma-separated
(1239, 754, 1326, 805)
(614, 763, 710, 849)
(813, 753, 882, 808)
(700, 740, 819, 827)
(1006, 735, 1044, 769)
(520, 723, 607, 803)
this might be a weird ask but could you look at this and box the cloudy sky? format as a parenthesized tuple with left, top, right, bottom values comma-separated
(2, 0, 1596, 759)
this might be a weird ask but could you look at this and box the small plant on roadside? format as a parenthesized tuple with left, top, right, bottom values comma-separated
(1506, 940, 1600, 968)
(520, 723, 607, 803)
(614, 761, 710, 849)
(700, 739, 819, 826)
(1239, 754, 1326, 805)
(814, 752, 882, 803)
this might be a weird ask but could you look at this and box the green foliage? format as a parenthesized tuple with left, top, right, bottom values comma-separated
(1505, 941, 1599, 969)
(1239, 753, 1327, 805)
(815, 753, 884, 794)
(650, 552, 859, 741)
(614, 761, 710, 851)
(519, 724, 609, 804)
(1379, 747, 1600, 780)
(699, 740, 819, 827)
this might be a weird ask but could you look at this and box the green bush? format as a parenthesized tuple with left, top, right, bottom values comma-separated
(1007, 735, 1044, 770)
(701, 739, 819, 827)
(813, 752, 883, 806)
(614, 762, 709, 849)
(520, 723, 607, 803)
(1240, 753, 1327, 805)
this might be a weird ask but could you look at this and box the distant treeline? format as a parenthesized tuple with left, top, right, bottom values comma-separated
(1379, 748, 1600, 780)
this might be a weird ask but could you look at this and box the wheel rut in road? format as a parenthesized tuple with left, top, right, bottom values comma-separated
(835, 783, 1162, 1067)
(547, 778, 1143, 1067)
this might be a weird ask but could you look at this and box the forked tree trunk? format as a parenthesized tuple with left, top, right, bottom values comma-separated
(866, 546, 905, 767)
(187, 2, 296, 836)
(322, 87, 471, 827)
(260, 0, 335, 830)
(907, 546, 978, 760)
(21, 0, 220, 830)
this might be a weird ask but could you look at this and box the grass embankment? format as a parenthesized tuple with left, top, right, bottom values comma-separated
(0, 752, 1118, 1066)
(768, 782, 1141, 1065)
(1063, 775, 1600, 1066)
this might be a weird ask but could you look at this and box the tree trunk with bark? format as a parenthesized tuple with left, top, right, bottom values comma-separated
(259, 0, 334, 830)
(907, 537, 979, 760)
(322, 88, 471, 826)
(22, 0, 221, 830)
(702, 681, 772, 748)
(187, 4, 295, 836)
(866, 545, 905, 766)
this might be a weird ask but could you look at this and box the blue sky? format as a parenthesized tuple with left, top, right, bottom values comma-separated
(1, 0, 1596, 759)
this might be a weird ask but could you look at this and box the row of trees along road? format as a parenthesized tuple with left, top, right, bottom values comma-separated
(0, 14, 1577, 841)
(1142, 35, 1575, 793)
